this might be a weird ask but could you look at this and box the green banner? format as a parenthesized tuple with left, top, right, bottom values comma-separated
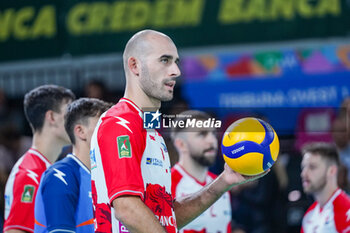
(1, 0, 349, 62)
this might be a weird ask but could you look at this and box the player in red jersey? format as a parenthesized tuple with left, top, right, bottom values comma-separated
(171, 110, 232, 233)
(3, 85, 75, 233)
(301, 143, 350, 233)
(90, 29, 267, 233)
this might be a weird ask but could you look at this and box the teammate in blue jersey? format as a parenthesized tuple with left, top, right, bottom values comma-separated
(34, 98, 112, 233)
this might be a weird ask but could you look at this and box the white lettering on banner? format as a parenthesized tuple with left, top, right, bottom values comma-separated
(219, 91, 285, 107)
(219, 86, 340, 108)
(288, 86, 337, 105)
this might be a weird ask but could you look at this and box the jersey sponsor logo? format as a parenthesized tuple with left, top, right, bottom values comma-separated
(347, 208, 350, 222)
(146, 157, 163, 167)
(144, 184, 175, 229)
(115, 116, 133, 133)
(119, 222, 130, 232)
(143, 110, 161, 129)
(90, 149, 97, 170)
(53, 168, 68, 185)
(21, 185, 35, 203)
(26, 169, 39, 184)
(117, 135, 132, 158)
(156, 215, 176, 227)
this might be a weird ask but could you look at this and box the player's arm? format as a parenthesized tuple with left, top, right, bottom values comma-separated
(4, 169, 39, 233)
(174, 163, 268, 229)
(113, 196, 167, 233)
(98, 115, 163, 232)
(39, 168, 78, 232)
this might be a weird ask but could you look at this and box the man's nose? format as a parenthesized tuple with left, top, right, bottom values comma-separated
(169, 63, 181, 77)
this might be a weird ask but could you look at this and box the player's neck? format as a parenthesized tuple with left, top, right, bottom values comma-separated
(124, 83, 161, 111)
(179, 157, 208, 183)
(72, 143, 91, 170)
(315, 183, 338, 207)
(32, 131, 66, 164)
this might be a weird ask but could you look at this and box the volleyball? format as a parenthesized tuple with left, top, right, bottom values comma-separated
(221, 117, 279, 176)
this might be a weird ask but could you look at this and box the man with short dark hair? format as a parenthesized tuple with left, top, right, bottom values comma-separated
(4, 85, 75, 233)
(171, 110, 232, 233)
(300, 143, 350, 233)
(34, 98, 112, 233)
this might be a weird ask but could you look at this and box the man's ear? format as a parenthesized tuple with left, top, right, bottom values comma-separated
(128, 57, 140, 77)
(328, 164, 338, 177)
(74, 124, 87, 142)
(174, 137, 187, 153)
(45, 110, 56, 126)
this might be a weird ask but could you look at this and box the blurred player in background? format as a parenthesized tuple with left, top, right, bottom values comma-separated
(300, 143, 350, 233)
(3, 85, 75, 233)
(171, 110, 232, 233)
(34, 98, 112, 233)
(90, 29, 266, 233)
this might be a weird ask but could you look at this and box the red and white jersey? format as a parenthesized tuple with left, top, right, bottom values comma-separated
(4, 148, 51, 233)
(171, 164, 232, 233)
(301, 189, 350, 233)
(90, 98, 176, 233)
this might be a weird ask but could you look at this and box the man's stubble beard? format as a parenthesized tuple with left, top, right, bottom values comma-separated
(140, 65, 174, 102)
(190, 149, 216, 167)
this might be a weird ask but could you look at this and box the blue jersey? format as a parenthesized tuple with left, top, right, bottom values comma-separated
(34, 154, 94, 233)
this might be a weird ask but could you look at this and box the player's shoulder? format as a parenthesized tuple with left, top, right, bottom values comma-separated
(48, 156, 78, 174)
(99, 99, 143, 133)
(104, 98, 142, 121)
(10, 149, 49, 182)
(333, 190, 350, 232)
(17, 149, 49, 172)
(42, 156, 79, 187)
(333, 190, 350, 210)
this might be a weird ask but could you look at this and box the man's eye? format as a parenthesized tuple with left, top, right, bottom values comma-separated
(161, 58, 169, 64)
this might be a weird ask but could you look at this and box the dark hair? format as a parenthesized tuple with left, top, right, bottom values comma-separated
(24, 85, 75, 133)
(170, 110, 212, 140)
(64, 98, 113, 144)
(302, 142, 340, 166)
